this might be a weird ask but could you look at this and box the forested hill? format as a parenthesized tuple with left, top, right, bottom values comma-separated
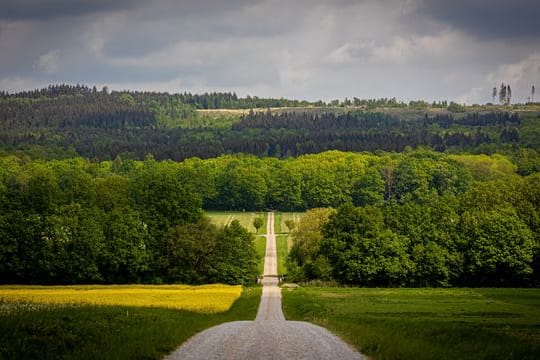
(1, 84, 540, 170)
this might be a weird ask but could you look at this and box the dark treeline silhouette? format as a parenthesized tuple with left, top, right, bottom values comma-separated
(0, 84, 319, 109)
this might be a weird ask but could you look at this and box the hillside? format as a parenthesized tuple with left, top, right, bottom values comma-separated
(1, 85, 540, 169)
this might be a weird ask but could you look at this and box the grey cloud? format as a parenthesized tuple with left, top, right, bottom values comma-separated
(1, 0, 539, 104)
(0, 0, 143, 21)
(418, 0, 540, 39)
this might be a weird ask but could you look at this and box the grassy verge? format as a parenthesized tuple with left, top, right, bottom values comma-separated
(274, 212, 298, 275)
(276, 235, 289, 275)
(274, 212, 283, 233)
(0, 287, 261, 360)
(255, 235, 266, 275)
(282, 287, 540, 360)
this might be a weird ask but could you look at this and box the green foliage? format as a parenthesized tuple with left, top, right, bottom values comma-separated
(212, 158, 267, 210)
(159, 218, 219, 284)
(460, 208, 534, 285)
(159, 218, 259, 285)
(321, 204, 412, 285)
(287, 208, 334, 282)
(212, 220, 259, 284)
(351, 167, 385, 206)
(284, 219, 296, 232)
(284, 152, 537, 286)
(0, 157, 258, 285)
(150, 98, 196, 128)
(0, 149, 538, 286)
(2, 85, 540, 161)
(253, 216, 264, 233)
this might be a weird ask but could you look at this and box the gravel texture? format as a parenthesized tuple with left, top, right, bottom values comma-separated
(165, 213, 365, 360)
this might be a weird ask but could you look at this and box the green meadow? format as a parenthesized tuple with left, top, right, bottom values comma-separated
(206, 211, 268, 234)
(282, 287, 540, 360)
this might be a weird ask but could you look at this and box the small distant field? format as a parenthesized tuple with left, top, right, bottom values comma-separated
(0, 284, 241, 313)
(0, 286, 261, 359)
(274, 212, 303, 234)
(274, 212, 303, 275)
(282, 287, 540, 360)
(206, 211, 268, 234)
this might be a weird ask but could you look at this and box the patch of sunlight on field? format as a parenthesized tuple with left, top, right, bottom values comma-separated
(278, 212, 304, 233)
(0, 284, 242, 313)
(206, 211, 267, 234)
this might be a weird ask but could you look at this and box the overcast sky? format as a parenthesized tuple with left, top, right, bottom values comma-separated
(1, 0, 539, 103)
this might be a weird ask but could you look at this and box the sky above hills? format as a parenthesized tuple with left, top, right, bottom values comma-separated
(1, 0, 539, 104)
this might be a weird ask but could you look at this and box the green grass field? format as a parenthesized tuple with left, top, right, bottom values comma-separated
(274, 212, 302, 275)
(276, 235, 289, 275)
(282, 287, 540, 360)
(206, 211, 268, 234)
(0, 287, 261, 360)
(274, 212, 303, 234)
(255, 235, 266, 275)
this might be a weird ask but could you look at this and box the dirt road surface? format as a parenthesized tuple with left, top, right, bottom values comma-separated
(165, 212, 365, 360)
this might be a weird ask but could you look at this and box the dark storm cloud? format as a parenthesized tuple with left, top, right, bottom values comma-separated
(0, 0, 539, 103)
(0, 0, 142, 21)
(419, 0, 540, 39)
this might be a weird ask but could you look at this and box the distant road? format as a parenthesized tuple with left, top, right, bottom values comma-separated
(165, 212, 365, 360)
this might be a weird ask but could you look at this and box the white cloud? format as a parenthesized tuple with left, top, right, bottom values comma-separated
(95, 77, 186, 93)
(323, 42, 373, 65)
(488, 52, 540, 102)
(0, 76, 47, 92)
(371, 37, 413, 64)
(488, 52, 540, 86)
(33, 49, 61, 74)
(105, 40, 234, 68)
(83, 13, 128, 57)
(457, 87, 483, 104)
(324, 44, 356, 65)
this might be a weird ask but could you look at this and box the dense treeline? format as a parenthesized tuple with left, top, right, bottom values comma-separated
(0, 84, 421, 109)
(283, 153, 540, 287)
(1, 150, 538, 286)
(0, 84, 317, 111)
(235, 110, 520, 130)
(2, 85, 540, 168)
(0, 157, 258, 285)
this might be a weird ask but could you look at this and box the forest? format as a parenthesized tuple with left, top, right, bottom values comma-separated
(0, 150, 538, 286)
(1, 85, 539, 287)
(2, 85, 540, 166)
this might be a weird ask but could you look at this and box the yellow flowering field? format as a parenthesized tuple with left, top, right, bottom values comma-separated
(0, 284, 242, 313)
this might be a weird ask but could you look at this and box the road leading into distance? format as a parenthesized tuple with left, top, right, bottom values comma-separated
(165, 212, 365, 360)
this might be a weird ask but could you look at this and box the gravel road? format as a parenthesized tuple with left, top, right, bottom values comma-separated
(165, 213, 365, 360)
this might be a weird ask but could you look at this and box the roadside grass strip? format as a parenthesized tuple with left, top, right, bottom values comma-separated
(255, 236, 267, 275)
(276, 235, 289, 275)
(0, 284, 242, 313)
